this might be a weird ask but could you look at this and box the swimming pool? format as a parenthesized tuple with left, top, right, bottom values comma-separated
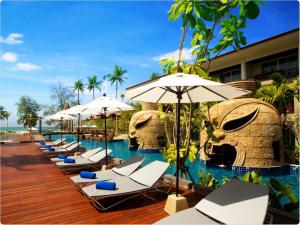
(52, 134, 299, 207)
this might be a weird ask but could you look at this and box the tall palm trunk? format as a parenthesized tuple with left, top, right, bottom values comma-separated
(93, 88, 95, 100)
(115, 82, 118, 134)
(77, 89, 80, 105)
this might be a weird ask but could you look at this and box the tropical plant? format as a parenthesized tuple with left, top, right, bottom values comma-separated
(0, 105, 8, 121)
(3, 111, 10, 131)
(50, 82, 76, 110)
(104, 65, 127, 99)
(255, 73, 299, 116)
(164, 0, 263, 75)
(255, 73, 299, 163)
(73, 79, 85, 104)
(159, 0, 263, 180)
(198, 170, 219, 190)
(16, 96, 41, 129)
(87, 75, 102, 100)
(0, 106, 10, 132)
(150, 72, 160, 80)
(238, 170, 299, 212)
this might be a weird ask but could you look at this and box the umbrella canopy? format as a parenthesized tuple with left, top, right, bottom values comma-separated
(45, 113, 75, 121)
(83, 95, 134, 113)
(82, 94, 134, 166)
(124, 73, 250, 197)
(45, 113, 75, 141)
(125, 73, 250, 103)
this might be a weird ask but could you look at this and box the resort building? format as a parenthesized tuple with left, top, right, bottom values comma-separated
(206, 28, 299, 86)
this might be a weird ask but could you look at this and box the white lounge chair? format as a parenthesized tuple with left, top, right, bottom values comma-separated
(56, 149, 112, 174)
(39, 138, 65, 146)
(81, 160, 171, 211)
(154, 179, 269, 225)
(70, 156, 145, 187)
(51, 147, 102, 162)
(40, 140, 74, 150)
(42, 142, 81, 158)
(42, 141, 78, 152)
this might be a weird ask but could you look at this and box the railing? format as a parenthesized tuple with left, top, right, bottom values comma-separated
(254, 68, 299, 81)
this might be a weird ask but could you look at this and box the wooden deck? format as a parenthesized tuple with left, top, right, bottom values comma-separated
(1, 142, 202, 224)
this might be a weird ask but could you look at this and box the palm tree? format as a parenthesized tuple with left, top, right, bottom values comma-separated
(73, 80, 85, 104)
(104, 66, 127, 134)
(104, 65, 127, 99)
(3, 111, 10, 132)
(150, 72, 160, 80)
(87, 75, 102, 100)
(0, 105, 6, 121)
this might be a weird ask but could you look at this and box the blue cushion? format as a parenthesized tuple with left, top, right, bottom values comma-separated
(80, 171, 96, 179)
(57, 154, 68, 159)
(96, 181, 116, 190)
(48, 147, 55, 151)
(40, 141, 45, 145)
(46, 145, 52, 149)
(64, 158, 75, 163)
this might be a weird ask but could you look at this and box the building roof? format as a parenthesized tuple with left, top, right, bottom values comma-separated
(206, 28, 299, 72)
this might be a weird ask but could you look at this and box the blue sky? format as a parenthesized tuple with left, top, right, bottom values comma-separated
(0, 0, 299, 126)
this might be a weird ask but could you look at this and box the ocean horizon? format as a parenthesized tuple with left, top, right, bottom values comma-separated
(0, 127, 54, 131)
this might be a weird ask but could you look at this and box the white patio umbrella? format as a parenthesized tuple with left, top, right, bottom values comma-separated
(125, 73, 250, 196)
(45, 113, 75, 142)
(82, 94, 134, 166)
(58, 105, 91, 150)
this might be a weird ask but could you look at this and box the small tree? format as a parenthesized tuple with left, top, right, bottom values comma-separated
(16, 96, 41, 129)
(43, 105, 59, 126)
(50, 82, 76, 110)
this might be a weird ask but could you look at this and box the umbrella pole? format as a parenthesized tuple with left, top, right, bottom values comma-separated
(104, 107, 108, 166)
(77, 113, 80, 151)
(176, 92, 182, 197)
(60, 117, 63, 142)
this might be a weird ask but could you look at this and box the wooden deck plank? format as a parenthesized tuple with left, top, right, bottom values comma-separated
(1, 142, 202, 224)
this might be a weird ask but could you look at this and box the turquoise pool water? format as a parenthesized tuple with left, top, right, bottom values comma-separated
(51, 134, 299, 207)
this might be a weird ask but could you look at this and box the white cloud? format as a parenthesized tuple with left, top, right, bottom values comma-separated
(13, 63, 41, 72)
(1, 52, 18, 62)
(153, 48, 195, 62)
(140, 63, 150, 68)
(0, 33, 24, 45)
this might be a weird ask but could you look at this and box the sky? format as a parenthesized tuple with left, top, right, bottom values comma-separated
(0, 0, 299, 127)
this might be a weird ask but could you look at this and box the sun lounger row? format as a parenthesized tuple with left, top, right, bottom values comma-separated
(38, 138, 65, 146)
(41, 140, 270, 224)
(71, 159, 172, 211)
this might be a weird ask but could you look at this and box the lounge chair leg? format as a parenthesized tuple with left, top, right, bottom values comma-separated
(92, 193, 141, 211)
